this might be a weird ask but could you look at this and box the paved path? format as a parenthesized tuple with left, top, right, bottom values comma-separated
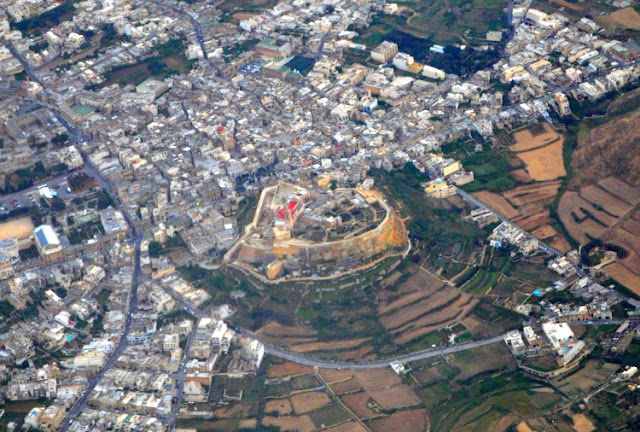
(261, 335, 506, 369)
(159, 285, 507, 369)
(59, 235, 143, 431)
(167, 320, 199, 429)
(3, 41, 148, 431)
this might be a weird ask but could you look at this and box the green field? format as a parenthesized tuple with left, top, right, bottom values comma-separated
(218, 0, 279, 14)
(394, 0, 505, 43)
(11, 0, 77, 36)
(0, 400, 44, 430)
(411, 363, 559, 431)
(353, 11, 504, 76)
(101, 39, 195, 88)
(309, 404, 351, 429)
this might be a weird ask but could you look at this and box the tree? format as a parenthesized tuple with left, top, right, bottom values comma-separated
(51, 197, 66, 212)
(148, 241, 163, 258)
(29, 205, 42, 226)
(51, 133, 69, 145)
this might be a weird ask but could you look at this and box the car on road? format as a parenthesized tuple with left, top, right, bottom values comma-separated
(9, 199, 17, 206)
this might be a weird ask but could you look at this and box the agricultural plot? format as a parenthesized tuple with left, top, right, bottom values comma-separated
(253, 306, 382, 359)
(265, 398, 292, 415)
(602, 226, 640, 285)
(341, 392, 379, 419)
(473, 190, 519, 219)
(319, 368, 423, 424)
(291, 392, 332, 414)
(550, 360, 620, 398)
(514, 140, 566, 181)
(378, 270, 477, 345)
(309, 404, 352, 429)
(329, 378, 363, 395)
(558, 178, 640, 249)
(598, 177, 640, 205)
(369, 385, 421, 410)
(386, 0, 505, 44)
(511, 123, 561, 152)
(609, 7, 640, 31)
(262, 415, 316, 432)
(267, 361, 313, 378)
(602, 263, 640, 295)
(510, 123, 566, 181)
(469, 123, 574, 251)
(414, 368, 562, 432)
(368, 409, 428, 432)
(326, 422, 369, 432)
(459, 246, 554, 300)
(411, 343, 517, 387)
(572, 414, 597, 432)
(465, 300, 524, 337)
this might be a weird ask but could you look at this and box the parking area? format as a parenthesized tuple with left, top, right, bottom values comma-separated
(0, 174, 74, 217)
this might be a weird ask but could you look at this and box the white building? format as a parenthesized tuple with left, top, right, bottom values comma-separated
(393, 52, 415, 72)
(371, 41, 398, 63)
(163, 334, 180, 352)
(504, 330, 525, 352)
(34, 225, 61, 256)
(422, 65, 446, 80)
(523, 326, 538, 346)
(542, 322, 575, 350)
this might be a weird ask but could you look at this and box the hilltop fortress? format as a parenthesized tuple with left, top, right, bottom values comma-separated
(225, 181, 409, 282)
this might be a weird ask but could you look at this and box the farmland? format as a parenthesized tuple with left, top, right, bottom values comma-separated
(406, 342, 566, 431)
(449, 123, 573, 252)
(473, 180, 565, 249)
(262, 415, 316, 432)
(258, 362, 426, 431)
(467, 97, 640, 296)
(550, 360, 620, 398)
(369, 410, 428, 432)
(181, 348, 617, 432)
(557, 180, 639, 244)
(358, 0, 505, 46)
(513, 139, 566, 181)
(218, 0, 278, 14)
(291, 392, 332, 414)
(377, 269, 477, 345)
(100, 39, 195, 88)
(556, 175, 640, 290)
(609, 7, 640, 30)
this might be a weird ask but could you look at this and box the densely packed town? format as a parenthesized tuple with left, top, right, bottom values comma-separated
(0, 0, 640, 430)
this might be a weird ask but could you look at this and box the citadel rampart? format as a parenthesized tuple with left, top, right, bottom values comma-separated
(225, 182, 409, 282)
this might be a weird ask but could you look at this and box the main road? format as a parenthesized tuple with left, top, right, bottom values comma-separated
(262, 335, 506, 369)
(4, 39, 149, 432)
(59, 234, 143, 431)
(166, 320, 199, 429)
(160, 282, 508, 369)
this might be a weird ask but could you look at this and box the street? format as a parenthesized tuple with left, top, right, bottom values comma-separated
(59, 234, 143, 431)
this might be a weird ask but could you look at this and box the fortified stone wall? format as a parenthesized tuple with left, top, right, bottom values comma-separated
(236, 211, 407, 267)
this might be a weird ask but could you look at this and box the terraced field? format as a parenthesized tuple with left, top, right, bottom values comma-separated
(377, 269, 477, 344)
